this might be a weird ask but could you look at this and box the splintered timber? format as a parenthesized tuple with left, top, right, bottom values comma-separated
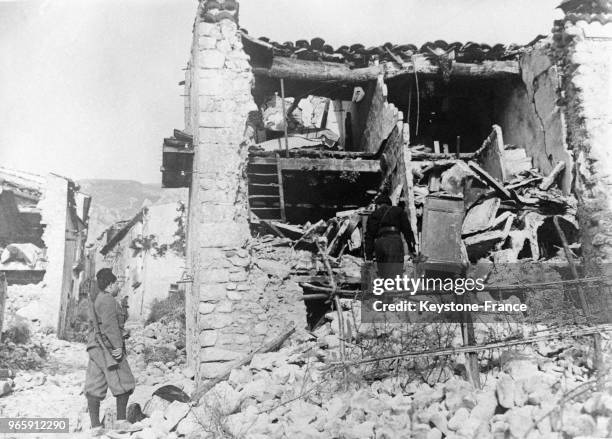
(372, 300, 528, 313)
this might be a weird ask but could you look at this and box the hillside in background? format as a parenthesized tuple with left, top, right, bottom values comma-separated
(78, 179, 187, 243)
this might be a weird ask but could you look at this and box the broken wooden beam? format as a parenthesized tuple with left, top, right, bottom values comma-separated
(467, 161, 512, 199)
(539, 161, 566, 191)
(299, 283, 359, 297)
(553, 215, 589, 316)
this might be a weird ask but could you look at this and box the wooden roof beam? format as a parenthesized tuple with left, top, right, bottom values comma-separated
(249, 156, 380, 173)
(251, 56, 520, 83)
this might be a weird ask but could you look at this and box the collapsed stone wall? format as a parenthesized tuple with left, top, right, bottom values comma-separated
(555, 19, 612, 268)
(184, 1, 306, 382)
(495, 44, 572, 194)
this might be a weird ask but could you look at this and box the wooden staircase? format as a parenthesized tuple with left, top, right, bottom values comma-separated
(247, 155, 286, 221)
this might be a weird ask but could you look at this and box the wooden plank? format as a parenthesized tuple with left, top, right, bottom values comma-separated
(276, 154, 286, 222)
(402, 145, 420, 253)
(460, 296, 481, 389)
(279, 157, 380, 173)
(248, 195, 279, 199)
(553, 216, 589, 316)
(269, 221, 303, 240)
(253, 136, 324, 152)
(248, 157, 278, 165)
(421, 195, 466, 273)
(539, 161, 566, 191)
(467, 161, 512, 199)
(477, 125, 506, 182)
(191, 324, 296, 403)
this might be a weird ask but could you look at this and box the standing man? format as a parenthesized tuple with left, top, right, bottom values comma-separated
(84, 268, 136, 436)
(365, 195, 416, 279)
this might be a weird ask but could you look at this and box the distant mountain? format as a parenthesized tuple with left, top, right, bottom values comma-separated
(78, 179, 187, 243)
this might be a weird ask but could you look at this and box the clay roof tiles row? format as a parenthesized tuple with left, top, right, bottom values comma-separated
(242, 30, 530, 66)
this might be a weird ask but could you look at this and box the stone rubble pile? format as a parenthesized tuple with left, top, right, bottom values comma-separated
(0, 331, 49, 372)
(4, 283, 47, 327)
(117, 327, 611, 439)
(0, 332, 89, 433)
(0, 319, 190, 435)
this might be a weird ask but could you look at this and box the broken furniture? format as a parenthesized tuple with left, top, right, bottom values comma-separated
(420, 194, 466, 274)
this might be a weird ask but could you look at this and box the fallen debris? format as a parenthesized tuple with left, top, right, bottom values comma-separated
(539, 161, 566, 191)
(462, 197, 501, 236)
(191, 324, 296, 403)
(467, 161, 512, 199)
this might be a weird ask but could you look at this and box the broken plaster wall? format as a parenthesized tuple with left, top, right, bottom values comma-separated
(495, 45, 572, 194)
(559, 20, 612, 268)
(37, 174, 69, 331)
(185, 1, 304, 381)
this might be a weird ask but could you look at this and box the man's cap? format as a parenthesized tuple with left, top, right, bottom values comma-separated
(96, 268, 117, 285)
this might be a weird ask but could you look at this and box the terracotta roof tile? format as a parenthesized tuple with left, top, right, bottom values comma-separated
(241, 30, 524, 66)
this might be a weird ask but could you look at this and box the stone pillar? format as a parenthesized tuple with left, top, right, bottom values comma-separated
(185, 0, 259, 381)
(555, 18, 612, 268)
(38, 174, 70, 331)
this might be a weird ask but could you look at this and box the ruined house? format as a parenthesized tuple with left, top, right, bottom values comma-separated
(0, 167, 90, 338)
(93, 203, 186, 322)
(160, 0, 612, 382)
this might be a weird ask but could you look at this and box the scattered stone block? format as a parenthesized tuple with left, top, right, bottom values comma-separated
(163, 401, 190, 431)
(0, 380, 12, 397)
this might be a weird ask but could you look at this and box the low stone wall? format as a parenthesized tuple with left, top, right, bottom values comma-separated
(197, 243, 306, 379)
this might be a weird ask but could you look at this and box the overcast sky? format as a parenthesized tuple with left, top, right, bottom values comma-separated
(0, 0, 561, 184)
